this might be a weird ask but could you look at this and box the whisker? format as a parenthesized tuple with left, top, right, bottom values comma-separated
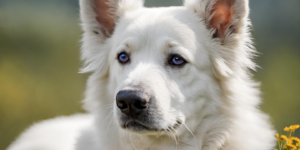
(103, 110, 114, 123)
(130, 133, 138, 150)
(183, 123, 198, 150)
(171, 128, 179, 150)
(177, 131, 182, 150)
(97, 103, 114, 114)
(172, 126, 181, 150)
(110, 116, 117, 142)
(112, 120, 117, 150)
(165, 127, 179, 149)
(106, 115, 114, 137)
(101, 103, 114, 108)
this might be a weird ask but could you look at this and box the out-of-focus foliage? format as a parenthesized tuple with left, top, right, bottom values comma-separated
(0, 3, 85, 149)
(249, 0, 300, 139)
(0, 0, 299, 149)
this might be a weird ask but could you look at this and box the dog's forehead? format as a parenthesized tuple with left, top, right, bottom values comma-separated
(113, 6, 200, 52)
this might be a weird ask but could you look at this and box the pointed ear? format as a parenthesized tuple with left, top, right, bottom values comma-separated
(79, 0, 143, 73)
(185, 0, 249, 40)
(80, 0, 144, 40)
(185, 0, 255, 78)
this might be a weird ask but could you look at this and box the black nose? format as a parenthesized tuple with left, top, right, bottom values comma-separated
(116, 90, 150, 118)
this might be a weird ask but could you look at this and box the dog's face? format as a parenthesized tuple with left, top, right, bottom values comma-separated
(108, 8, 213, 133)
(80, 0, 250, 135)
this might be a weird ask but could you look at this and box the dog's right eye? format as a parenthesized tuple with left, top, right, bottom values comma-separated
(118, 52, 130, 64)
(167, 54, 187, 67)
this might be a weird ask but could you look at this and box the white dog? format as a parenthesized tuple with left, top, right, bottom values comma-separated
(8, 0, 276, 150)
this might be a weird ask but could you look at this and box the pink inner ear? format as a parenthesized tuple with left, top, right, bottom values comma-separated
(94, 0, 116, 37)
(210, 0, 235, 38)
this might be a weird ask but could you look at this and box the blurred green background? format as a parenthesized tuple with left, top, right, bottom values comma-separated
(0, 0, 299, 149)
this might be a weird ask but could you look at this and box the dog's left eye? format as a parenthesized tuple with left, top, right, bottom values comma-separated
(168, 54, 187, 66)
(118, 52, 130, 64)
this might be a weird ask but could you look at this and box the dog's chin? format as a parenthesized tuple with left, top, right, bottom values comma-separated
(120, 120, 182, 135)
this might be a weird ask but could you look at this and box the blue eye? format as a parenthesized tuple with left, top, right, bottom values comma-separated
(118, 52, 130, 63)
(169, 55, 186, 66)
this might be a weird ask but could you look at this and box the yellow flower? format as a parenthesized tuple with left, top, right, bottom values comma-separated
(278, 125, 300, 150)
(291, 137, 300, 143)
(284, 127, 290, 132)
(287, 125, 300, 132)
(284, 144, 297, 150)
(280, 135, 288, 141)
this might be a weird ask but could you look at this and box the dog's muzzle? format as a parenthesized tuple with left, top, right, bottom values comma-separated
(116, 90, 150, 118)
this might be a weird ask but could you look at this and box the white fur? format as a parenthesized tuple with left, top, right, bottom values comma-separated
(8, 0, 276, 150)
(7, 114, 92, 150)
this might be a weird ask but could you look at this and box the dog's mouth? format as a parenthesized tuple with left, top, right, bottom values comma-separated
(121, 119, 182, 133)
(121, 120, 159, 132)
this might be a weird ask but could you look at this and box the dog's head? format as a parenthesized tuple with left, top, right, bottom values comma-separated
(79, 0, 253, 135)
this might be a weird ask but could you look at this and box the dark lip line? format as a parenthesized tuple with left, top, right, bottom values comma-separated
(124, 119, 158, 131)
(123, 119, 182, 132)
